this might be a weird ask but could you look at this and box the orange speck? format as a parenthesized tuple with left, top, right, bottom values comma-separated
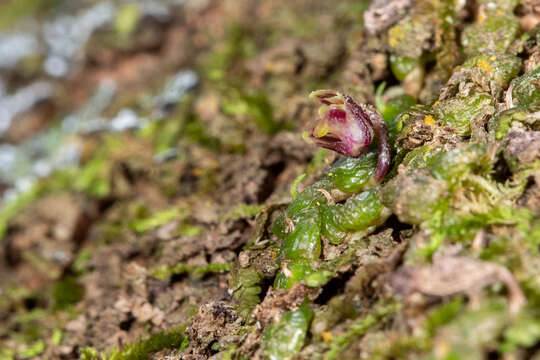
(476, 59, 493, 72)
(477, 12, 486, 23)
(321, 331, 333, 342)
(424, 115, 436, 126)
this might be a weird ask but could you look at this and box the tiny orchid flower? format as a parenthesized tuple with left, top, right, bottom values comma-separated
(308, 90, 391, 182)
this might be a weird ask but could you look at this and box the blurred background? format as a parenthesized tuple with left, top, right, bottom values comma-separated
(0, 0, 370, 207)
(1, 0, 200, 204)
(0, 1, 370, 358)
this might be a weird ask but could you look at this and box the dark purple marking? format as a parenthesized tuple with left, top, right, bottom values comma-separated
(316, 93, 338, 99)
(327, 108, 347, 123)
(371, 117, 391, 182)
(343, 95, 372, 150)
(344, 94, 390, 182)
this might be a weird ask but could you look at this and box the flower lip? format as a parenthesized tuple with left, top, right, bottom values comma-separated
(313, 134, 340, 142)
(312, 107, 348, 139)
(326, 108, 347, 123)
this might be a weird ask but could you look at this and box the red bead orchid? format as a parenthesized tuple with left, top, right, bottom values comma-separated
(308, 90, 391, 182)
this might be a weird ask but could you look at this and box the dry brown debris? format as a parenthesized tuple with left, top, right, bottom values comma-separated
(253, 283, 320, 328)
(364, 0, 412, 34)
(506, 130, 540, 164)
(186, 301, 243, 355)
(391, 255, 526, 314)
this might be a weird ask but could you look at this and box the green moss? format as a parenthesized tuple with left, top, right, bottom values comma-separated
(72, 139, 121, 198)
(461, 53, 522, 88)
(488, 105, 540, 140)
(430, 144, 490, 182)
(80, 347, 100, 360)
(110, 326, 188, 360)
(229, 267, 264, 319)
(400, 145, 441, 169)
(381, 140, 538, 256)
(142, 95, 221, 153)
(478, 0, 519, 14)
(0, 163, 97, 243)
(80, 327, 188, 360)
(201, 24, 256, 82)
(145, 110, 185, 155)
(426, 300, 510, 359)
(424, 200, 534, 257)
(502, 311, 540, 352)
(184, 116, 222, 150)
(19, 340, 45, 359)
(461, 15, 520, 57)
(0, 284, 31, 309)
(387, 8, 436, 59)
(375, 83, 417, 125)
(222, 204, 264, 221)
(434, 0, 459, 76)
(220, 345, 238, 360)
(311, 295, 357, 339)
(382, 169, 448, 225)
(424, 297, 465, 337)
(0, 184, 42, 241)
(324, 304, 396, 360)
(152, 262, 232, 281)
(51, 276, 84, 310)
(0, 0, 59, 30)
(389, 55, 421, 82)
(222, 90, 281, 135)
(306, 148, 330, 174)
(290, 173, 308, 200)
(114, 4, 142, 37)
(262, 303, 313, 360)
(176, 223, 204, 237)
(369, 299, 464, 358)
(0, 347, 15, 360)
(51, 329, 62, 345)
(72, 249, 94, 275)
(192, 263, 233, 278)
(511, 66, 540, 107)
(129, 208, 189, 233)
(432, 93, 494, 136)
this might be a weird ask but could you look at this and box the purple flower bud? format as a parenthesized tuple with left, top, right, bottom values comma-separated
(308, 90, 391, 182)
